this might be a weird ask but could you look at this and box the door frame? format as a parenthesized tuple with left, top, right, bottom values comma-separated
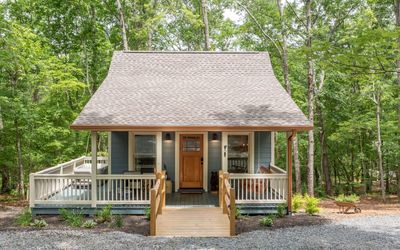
(175, 132, 208, 192)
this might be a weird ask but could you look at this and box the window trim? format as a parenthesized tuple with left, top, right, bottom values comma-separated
(129, 132, 162, 172)
(222, 132, 254, 174)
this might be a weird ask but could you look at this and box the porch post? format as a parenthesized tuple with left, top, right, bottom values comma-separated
(286, 131, 295, 214)
(91, 131, 97, 208)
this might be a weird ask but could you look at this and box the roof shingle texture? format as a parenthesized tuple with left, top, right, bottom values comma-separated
(72, 51, 311, 129)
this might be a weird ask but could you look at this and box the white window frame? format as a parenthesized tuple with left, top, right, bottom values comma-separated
(222, 132, 254, 174)
(129, 132, 162, 172)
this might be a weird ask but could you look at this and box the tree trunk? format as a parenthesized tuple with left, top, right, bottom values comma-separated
(305, 0, 314, 196)
(15, 120, 24, 197)
(277, 0, 302, 193)
(116, 0, 129, 51)
(374, 90, 385, 201)
(395, 0, 400, 202)
(200, 0, 210, 51)
(0, 165, 10, 194)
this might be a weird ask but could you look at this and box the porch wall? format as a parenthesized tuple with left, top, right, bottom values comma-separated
(110, 131, 273, 190)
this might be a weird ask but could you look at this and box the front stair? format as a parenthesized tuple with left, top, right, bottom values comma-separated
(156, 207, 230, 237)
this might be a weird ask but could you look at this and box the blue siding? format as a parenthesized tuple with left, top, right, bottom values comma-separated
(254, 131, 272, 173)
(162, 132, 175, 188)
(111, 132, 129, 174)
(208, 132, 222, 191)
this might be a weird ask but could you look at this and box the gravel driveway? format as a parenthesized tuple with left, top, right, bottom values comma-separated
(1, 215, 399, 250)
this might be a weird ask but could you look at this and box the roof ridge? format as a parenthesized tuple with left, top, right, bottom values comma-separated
(118, 50, 265, 54)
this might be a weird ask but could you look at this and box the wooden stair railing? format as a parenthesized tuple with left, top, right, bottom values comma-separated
(219, 171, 236, 236)
(150, 171, 166, 236)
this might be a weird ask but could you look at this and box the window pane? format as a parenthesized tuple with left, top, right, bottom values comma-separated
(135, 135, 156, 173)
(182, 135, 201, 152)
(227, 135, 248, 173)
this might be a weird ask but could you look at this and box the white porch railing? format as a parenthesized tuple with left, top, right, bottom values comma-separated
(229, 173, 287, 204)
(29, 157, 156, 207)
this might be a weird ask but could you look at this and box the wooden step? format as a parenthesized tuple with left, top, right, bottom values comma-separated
(156, 207, 230, 237)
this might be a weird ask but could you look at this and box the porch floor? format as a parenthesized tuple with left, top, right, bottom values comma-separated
(156, 207, 230, 237)
(166, 192, 219, 206)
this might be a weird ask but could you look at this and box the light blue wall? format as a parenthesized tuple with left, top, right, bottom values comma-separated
(162, 132, 175, 188)
(111, 132, 129, 174)
(254, 131, 272, 173)
(208, 132, 222, 191)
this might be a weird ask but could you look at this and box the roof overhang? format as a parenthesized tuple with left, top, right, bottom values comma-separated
(69, 124, 313, 132)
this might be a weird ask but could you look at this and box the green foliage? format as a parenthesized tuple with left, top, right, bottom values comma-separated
(259, 215, 275, 227)
(113, 214, 124, 228)
(292, 194, 304, 213)
(30, 219, 47, 228)
(59, 209, 83, 227)
(304, 194, 321, 215)
(82, 219, 97, 229)
(335, 194, 360, 203)
(16, 209, 32, 227)
(145, 207, 151, 221)
(276, 204, 286, 218)
(235, 207, 243, 219)
(96, 205, 112, 223)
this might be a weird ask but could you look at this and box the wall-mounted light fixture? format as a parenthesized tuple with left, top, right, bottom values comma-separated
(212, 132, 219, 141)
(165, 132, 172, 141)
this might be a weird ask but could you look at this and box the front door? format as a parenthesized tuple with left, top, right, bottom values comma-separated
(180, 134, 203, 189)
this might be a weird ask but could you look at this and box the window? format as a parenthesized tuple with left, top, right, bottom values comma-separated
(222, 132, 254, 173)
(182, 135, 201, 152)
(129, 132, 161, 173)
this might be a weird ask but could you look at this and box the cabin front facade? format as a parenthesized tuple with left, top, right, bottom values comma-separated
(29, 52, 312, 225)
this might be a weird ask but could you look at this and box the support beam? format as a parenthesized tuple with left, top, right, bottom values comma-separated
(287, 131, 295, 214)
(91, 131, 97, 208)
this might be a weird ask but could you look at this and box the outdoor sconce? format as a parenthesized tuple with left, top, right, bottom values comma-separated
(212, 132, 219, 141)
(165, 132, 172, 141)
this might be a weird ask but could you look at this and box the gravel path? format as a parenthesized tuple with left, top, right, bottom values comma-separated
(1, 215, 399, 250)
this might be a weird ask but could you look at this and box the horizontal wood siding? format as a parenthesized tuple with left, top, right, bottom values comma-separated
(208, 132, 222, 191)
(254, 131, 272, 173)
(162, 132, 175, 185)
(111, 132, 129, 174)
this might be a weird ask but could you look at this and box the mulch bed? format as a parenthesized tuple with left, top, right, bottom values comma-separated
(236, 213, 331, 234)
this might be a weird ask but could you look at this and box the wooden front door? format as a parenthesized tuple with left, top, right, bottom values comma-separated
(180, 134, 203, 189)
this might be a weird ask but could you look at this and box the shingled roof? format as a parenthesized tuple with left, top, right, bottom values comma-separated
(71, 51, 312, 131)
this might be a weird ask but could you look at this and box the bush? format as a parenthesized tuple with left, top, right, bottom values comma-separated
(145, 207, 151, 220)
(96, 205, 112, 223)
(31, 219, 47, 228)
(276, 204, 286, 218)
(114, 214, 124, 228)
(82, 219, 97, 229)
(292, 193, 304, 213)
(259, 215, 275, 227)
(304, 194, 320, 215)
(335, 194, 360, 203)
(16, 209, 33, 226)
(235, 207, 243, 219)
(59, 209, 83, 227)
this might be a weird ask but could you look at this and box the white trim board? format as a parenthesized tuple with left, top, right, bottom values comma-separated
(174, 132, 208, 192)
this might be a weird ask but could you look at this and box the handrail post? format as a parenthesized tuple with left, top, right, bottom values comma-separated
(150, 188, 156, 236)
(222, 172, 229, 214)
(91, 131, 97, 208)
(162, 170, 166, 209)
(229, 187, 236, 236)
(29, 173, 35, 208)
(218, 170, 223, 208)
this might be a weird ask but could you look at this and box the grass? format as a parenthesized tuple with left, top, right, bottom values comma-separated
(96, 205, 112, 223)
(16, 209, 33, 226)
(59, 208, 84, 227)
(113, 214, 124, 228)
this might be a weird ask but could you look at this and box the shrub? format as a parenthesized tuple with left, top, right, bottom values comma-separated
(335, 194, 360, 203)
(235, 207, 243, 219)
(16, 209, 33, 227)
(96, 205, 112, 223)
(59, 209, 83, 227)
(114, 214, 124, 228)
(304, 194, 320, 215)
(276, 204, 286, 218)
(145, 207, 151, 220)
(31, 219, 47, 228)
(82, 220, 97, 229)
(259, 215, 275, 227)
(292, 193, 304, 213)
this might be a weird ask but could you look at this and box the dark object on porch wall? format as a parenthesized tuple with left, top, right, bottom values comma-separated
(210, 171, 218, 191)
